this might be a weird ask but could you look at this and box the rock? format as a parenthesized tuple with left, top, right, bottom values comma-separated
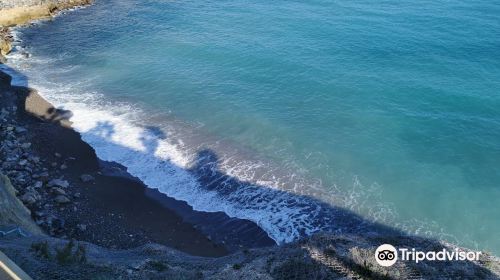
(77, 224, 87, 231)
(0, 37, 12, 56)
(18, 159, 28, 166)
(54, 152, 61, 158)
(73, 192, 81, 198)
(20, 191, 39, 205)
(29, 156, 40, 163)
(51, 217, 65, 230)
(14, 126, 27, 133)
(23, 166, 33, 173)
(54, 195, 70, 204)
(38, 172, 50, 182)
(32, 181, 43, 188)
(51, 187, 66, 195)
(47, 178, 69, 188)
(33, 211, 46, 219)
(20, 142, 31, 149)
(79, 174, 95, 183)
(60, 163, 68, 170)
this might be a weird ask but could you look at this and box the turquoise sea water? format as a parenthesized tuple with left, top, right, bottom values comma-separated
(5, 0, 500, 253)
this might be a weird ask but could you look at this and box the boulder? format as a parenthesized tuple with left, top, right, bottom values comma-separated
(0, 37, 11, 56)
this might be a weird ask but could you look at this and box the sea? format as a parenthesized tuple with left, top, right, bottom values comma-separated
(3, 0, 499, 254)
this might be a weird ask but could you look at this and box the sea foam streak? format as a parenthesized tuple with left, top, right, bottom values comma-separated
(37, 99, 340, 244)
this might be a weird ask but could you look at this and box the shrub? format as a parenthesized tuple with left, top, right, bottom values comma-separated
(31, 241, 51, 259)
(146, 260, 168, 272)
(55, 239, 87, 265)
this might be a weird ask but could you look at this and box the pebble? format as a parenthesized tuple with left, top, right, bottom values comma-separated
(33, 211, 46, 219)
(20, 142, 31, 149)
(15, 126, 27, 133)
(51, 187, 66, 195)
(0, 114, 96, 245)
(47, 178, 70, 188)
(20, 192, 39, 205)
(54, 195, 71, 204)
(77, 224, 87, 231)
(80, 174, 95, 183)
(38, 172, 49, 182)
(51, 217, 65, 230)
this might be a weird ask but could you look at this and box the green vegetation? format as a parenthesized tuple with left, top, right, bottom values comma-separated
(31, 239, 86, 265)
(55, 239, 87, 265)
(30, 241, 51, 259)
(146, 260, 169, 272)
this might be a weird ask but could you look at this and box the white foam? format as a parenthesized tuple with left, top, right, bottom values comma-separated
(2, 57, 326, 243)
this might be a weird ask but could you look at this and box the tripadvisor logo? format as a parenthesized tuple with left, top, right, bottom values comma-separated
(375, 244, 398, 267)
(374, 244, 482, 267)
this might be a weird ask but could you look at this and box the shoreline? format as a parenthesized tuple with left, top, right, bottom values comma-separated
(0, 65, 275, 256)
(0, 1, 275, 257)
(0, 0, 92, 62)
(1, 2, 500, 279)
(0, 0, 93, 27)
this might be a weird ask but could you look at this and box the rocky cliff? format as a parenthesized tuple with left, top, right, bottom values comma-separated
(0, 172, 42, 235)
(0, 0, 93, 26)
(0, 0, 92, 62)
